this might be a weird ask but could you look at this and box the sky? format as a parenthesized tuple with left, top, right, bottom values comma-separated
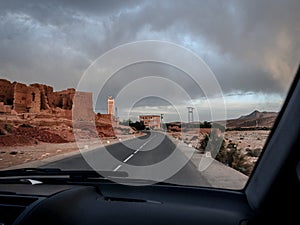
(0, 0, 299, 122)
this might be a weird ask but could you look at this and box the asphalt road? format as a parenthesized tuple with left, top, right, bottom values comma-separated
(42, 131, 210, 186)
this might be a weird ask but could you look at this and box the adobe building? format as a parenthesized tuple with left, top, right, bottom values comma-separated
(0, 79, 41, 114)
(96, 96, 115, 121)
(0, 79, 93, 119)
(107, 96, 114, 115)
(139, 115, 161, 129)
(0, 79, 14, 105)
(73, 91, 95, 122)
(13, 82, 41, 113)
(30, 83, 55, 110)
(53, 88, 75, 110)
(95, 96, 119, 126)
(0, 79, 14, 113)
(107, 96, 120, 126)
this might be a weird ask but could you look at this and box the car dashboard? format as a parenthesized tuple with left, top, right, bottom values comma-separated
(0, 181, 253, 225)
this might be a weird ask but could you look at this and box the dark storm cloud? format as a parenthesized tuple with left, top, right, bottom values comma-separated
(0, 0, 142, 89)
(123, 0, 300, 93)
(0, 0, 299, 95)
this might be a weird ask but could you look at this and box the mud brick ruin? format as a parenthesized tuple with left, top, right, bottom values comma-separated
(0, 79, 94, 121)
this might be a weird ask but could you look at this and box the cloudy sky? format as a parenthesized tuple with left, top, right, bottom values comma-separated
(0, 0, 299, 122)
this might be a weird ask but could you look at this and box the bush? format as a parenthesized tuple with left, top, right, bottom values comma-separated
(129, 121, 145, 131)
(198, 130, 225, 157)
(216, 144, 254, 176)
(190, 135, 198, 141)
(246, 148, 262, 157)
(200, 121, 211, 128)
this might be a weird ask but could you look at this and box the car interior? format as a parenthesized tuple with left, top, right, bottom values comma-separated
(0, 65, 298, 225)
(0, 1, 299, 224)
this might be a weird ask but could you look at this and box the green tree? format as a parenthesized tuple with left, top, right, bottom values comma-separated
(200, 121, 211, 128)
(129, 121, 145, 131)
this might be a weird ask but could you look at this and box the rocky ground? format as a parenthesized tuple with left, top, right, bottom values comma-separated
(0, 113, 140, 170)
(169, 128, 269, 153)
(169, 129, 270, 176)
(0, 111, 271, 173)
(0, 134, 140, 170)
(224, 130, 270, 150)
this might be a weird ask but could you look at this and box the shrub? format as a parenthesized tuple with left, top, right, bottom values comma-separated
(216, 143, 254, 176)
(246, 148, 262, 157)
(190, 135, 198, 141)
(198, 130, 225, 157)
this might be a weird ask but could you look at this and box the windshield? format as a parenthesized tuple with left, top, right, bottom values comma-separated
(0, 0, 299, 189)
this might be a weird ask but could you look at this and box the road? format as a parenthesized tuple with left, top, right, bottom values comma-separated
(42, 131, 210, 186)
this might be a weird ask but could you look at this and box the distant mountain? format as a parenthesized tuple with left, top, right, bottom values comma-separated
(226, 110, 278, 129)
(166, 110, 278, 130)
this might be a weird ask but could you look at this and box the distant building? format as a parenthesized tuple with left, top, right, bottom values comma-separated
(97, 96, 119, 126)
(107, 96, 114, 115)
(139, 115, 161, 129)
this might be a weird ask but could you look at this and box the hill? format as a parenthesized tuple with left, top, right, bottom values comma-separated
(225, 110, 278, 129)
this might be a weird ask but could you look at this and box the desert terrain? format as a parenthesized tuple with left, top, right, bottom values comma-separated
(0, 114, 139, 170)
(167, 110, 277, 176)
(0, 79, 140, 169)
(0, 78, 278, 174)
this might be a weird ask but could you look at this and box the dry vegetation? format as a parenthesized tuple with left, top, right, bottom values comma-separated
(169, 128, 270, 176)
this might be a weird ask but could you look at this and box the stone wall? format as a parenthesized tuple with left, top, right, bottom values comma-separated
(96, 113, 113, 121)
(13, 82, 29, 113)
(73, 91, 95, 122)
(53, 88, 75, 110)
(0, 79, 14, 105)
(0, 79, 93, 118)
(28, 86, 41, 113)
(31, 83, 54, 109)
(0, 102, 4, 112)
(11, 82, 41, 113)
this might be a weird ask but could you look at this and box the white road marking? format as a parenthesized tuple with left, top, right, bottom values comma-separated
(134, 136, 154, 154)
(113, 135, 156, 171)
(123, 154, 134, 163)
(113, 164, 122, 171)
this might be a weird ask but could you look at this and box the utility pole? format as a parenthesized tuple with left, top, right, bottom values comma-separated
(160, 113, 164, 130)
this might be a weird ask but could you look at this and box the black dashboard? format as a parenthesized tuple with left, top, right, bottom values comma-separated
(0, 182, 253, 225)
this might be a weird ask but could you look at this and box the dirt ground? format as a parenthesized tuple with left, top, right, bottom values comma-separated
(169, 129, 270, 150)
(224, 130, 270, 150)
(0, 115, 141, 170)
(0, 127, 270, 171)
(0, 134, 141, 170)
(169, 129, 270, 176)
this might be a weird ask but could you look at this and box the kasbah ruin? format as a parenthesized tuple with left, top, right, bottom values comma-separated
(0, 78, 130, 148)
